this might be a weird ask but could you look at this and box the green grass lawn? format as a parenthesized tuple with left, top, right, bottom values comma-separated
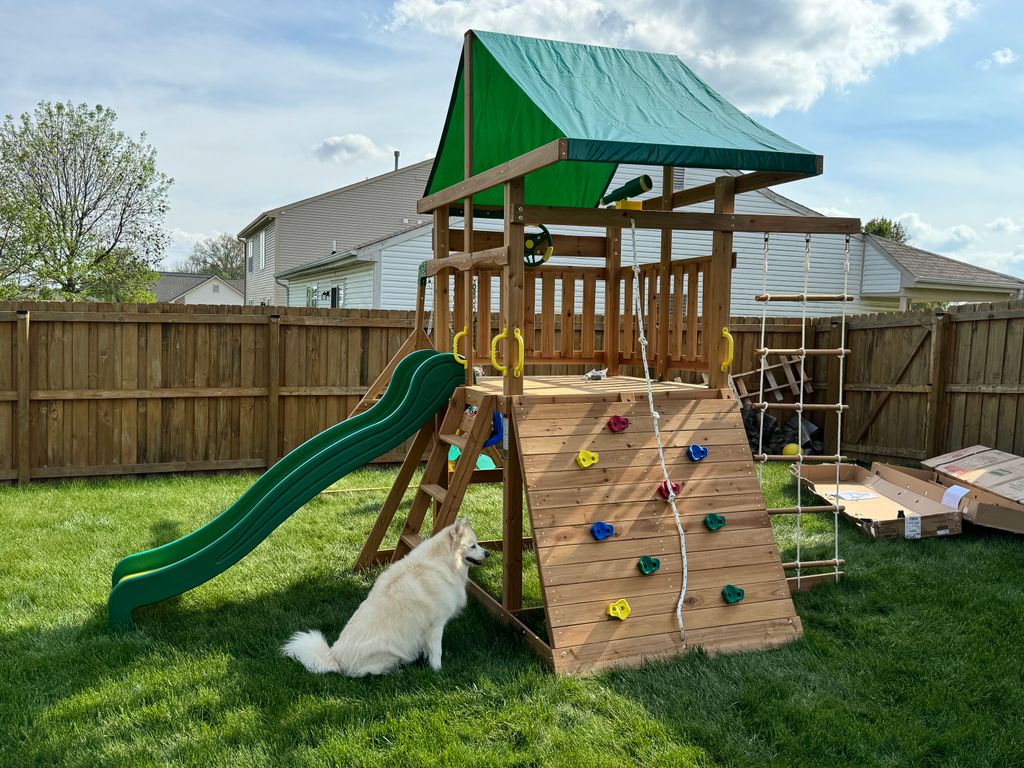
(2, 465, 1023, 767)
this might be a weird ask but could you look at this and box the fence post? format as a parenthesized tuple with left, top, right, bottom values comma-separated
(266, 314, 281, 469)
(926, 312, 951, 457)
(824, 318, 842, 455)
(16, 310, 30, 484)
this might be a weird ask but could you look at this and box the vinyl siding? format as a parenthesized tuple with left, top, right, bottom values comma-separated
(244, 220, 279, 305)
(178, 278, 244, 305)
(861, 238, 905, 296)
(273, 161, 433, 276)
(377, 164, 896, 316)
(286, 260, 376, 309)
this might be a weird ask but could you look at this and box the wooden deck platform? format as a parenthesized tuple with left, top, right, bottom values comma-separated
(468, 374, 704, 398)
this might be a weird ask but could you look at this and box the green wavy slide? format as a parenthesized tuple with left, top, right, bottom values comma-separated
(108, 349, 464, 628)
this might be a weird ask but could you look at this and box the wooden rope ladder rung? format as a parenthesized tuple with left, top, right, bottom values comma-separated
(755, 293, 854, 302)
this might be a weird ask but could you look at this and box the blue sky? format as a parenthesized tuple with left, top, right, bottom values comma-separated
(2, 0, 1021, 275)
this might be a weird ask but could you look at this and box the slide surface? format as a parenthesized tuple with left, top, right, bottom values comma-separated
(108, 349, 464, 627)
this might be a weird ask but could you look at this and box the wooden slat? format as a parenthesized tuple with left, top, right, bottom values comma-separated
(522, 205, 860, 234)
(531, 495, 769, 530)
(525, 458, 754, 493)
(581, 273, 596, 358)
(424, 246, 508, 277)
(540, 272, 555, 357)
(641, 169, 820, 210)
(417, 138, 568, 214)
(451, 228, 606, 258)
(560, 273, 576, 358)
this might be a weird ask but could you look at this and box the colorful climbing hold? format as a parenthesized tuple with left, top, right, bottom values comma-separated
(607, 415, 630, 433)
(607, 598, 631, 620)
(591, 521, 614, 541)
(704, 513, 726, 531)
(687, 444, 709, 462)
(721, 584, 745, 604)
(657, 479, 681, 499)
(576, 449, 599, 468)
(637, 555, 660, 575)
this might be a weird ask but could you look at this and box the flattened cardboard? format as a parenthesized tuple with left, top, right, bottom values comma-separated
(922, 445, 1024, 533)
(796, 463, 960, 539)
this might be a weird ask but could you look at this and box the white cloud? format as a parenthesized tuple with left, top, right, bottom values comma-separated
(986, 217, 1022, 234)
(815, 205, 855, 218)
(313, 134, 390, 164)
(977, 47, 1018, 69)
(388, 0, 975, 115)
(897, 212, 979, 252)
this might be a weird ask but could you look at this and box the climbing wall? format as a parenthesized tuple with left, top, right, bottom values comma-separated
(513, 388, 802, 675)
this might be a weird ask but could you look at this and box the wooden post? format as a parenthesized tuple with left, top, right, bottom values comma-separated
(706, 176, 736, 389)
(502, 177, 526, 611)
(16, 310, 30, 484)
(433, 209, 451, 352)
(926, 312, 951, 456)
(462, 31, 476, 384)
(824, 319, 842, 454)
(605, 227, 622, 376)
(658, 166, 674, 379)
(266, 314, 281, 468)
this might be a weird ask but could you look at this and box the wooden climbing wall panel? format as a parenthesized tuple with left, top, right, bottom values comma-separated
(513, 388, 802, 675)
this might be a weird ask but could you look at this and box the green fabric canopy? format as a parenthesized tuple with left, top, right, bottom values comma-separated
(425, 31, 820, 208)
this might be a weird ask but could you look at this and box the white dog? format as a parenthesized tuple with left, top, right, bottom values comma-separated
(281, 518, 490, 676)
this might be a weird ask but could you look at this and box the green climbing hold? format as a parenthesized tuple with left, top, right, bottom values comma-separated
(637, 556, 660, 575)
(721, 584, 745, 604)
(704, 513, 726, 531)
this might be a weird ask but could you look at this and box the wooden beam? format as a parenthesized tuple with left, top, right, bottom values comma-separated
(706, 176, 735, 388)
(265, 314, 280, 468)
(658, 166, 673, 379)
(462, 30, 475, 391)
(926, 313, 951, 456)
(450, 229, 607, 258)
(16, 310, 30, 484)
(522, 205, 860, 234)
(417, 139, 569, 214)
(642, 168, 820, 210)
(433, 209, 451, 352)
(424, 246, 509, 277)
(466, 581, 553, 667)
(604, 227, 622, 376)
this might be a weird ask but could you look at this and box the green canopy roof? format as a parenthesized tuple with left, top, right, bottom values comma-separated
(425, 31, 821, 208)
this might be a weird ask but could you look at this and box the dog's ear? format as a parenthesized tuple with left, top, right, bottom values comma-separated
(449, 518, 466, 549)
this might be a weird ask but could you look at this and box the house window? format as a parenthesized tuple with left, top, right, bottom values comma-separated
(212, 284, 220, 294)
(246, 240, 254, 273)
(259, 230, 266, 270)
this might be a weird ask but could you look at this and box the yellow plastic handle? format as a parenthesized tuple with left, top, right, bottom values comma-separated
(513, 327, 525, 377)
(452, 326, 468, 368)
(721, 326, 734, 373)
(491, 327, 508, 376)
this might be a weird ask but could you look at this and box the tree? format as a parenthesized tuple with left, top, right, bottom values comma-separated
(862, 217, 911, 244)
(0, 101, 172, 301)
(176, 233, 245, 280)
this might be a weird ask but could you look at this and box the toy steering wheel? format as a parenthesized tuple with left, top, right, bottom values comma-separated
(524, 224, 553, 267)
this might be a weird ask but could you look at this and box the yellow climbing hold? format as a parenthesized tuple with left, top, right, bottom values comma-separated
(607, 598, 631, 620)
(576, 449, 599, 469)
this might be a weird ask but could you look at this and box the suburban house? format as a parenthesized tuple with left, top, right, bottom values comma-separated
(153, 272, 245, 305)
(240, 163, 1024, 315)
(237, 160, 433, 306)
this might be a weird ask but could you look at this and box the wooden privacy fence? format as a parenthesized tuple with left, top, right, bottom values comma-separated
(0, 303, 416, 483)
(4, 299, 1024, 482)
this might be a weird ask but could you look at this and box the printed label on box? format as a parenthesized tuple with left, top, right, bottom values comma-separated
(904, 515, 922, 540)
(940, 485, 970, 510)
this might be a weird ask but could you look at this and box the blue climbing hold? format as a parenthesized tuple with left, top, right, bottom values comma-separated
(687, 444, 709, 462)
(591, 521, 614, 541)
(482, 410, 503, 448)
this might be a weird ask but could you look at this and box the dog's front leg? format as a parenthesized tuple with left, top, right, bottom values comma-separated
(426, 622, 445, 671)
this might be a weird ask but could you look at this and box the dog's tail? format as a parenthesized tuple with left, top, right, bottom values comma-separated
(281, 630, 340, 674)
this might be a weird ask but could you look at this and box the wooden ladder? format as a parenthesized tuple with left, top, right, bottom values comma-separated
(353, 390, 499, 569)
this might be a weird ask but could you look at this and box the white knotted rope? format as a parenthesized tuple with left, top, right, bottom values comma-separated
(628, 218, 688, 641)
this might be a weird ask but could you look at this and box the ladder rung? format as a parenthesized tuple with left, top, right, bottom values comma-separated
(420, 483, 448, 503)
(756, 348, 850, 357)
(439, 433, 467, 450)
(754, 454, 847, 463)
(769, 504, 845, 515)
(755, 293, 854, 302)
(783, 558, 845, 569)
(750, 402, 848, 412)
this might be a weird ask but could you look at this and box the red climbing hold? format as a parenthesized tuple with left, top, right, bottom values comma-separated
(657, 479, 681, 499)
(607, 415, 630, 433)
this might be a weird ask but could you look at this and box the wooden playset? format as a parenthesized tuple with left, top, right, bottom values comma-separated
(352, 31, 857, 674)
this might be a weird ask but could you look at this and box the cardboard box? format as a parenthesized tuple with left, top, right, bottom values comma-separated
(795, 463, 961, 540)
(920, 445, 1024, 534)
